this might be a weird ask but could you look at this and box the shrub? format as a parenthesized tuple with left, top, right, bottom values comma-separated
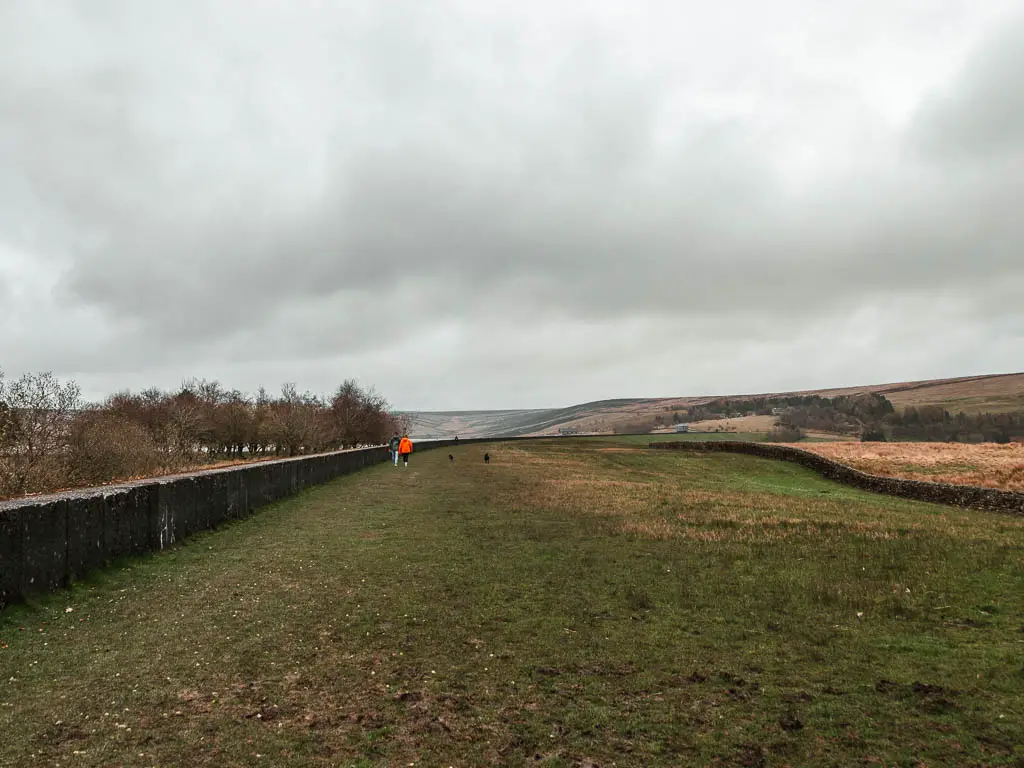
(860, 426, 888, 442)
(765, 425, 805, 442)
(614, 419, 654, 435)
(67, 411, 167, 486)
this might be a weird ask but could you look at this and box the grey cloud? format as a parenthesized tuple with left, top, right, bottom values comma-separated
(0, 1, 1021, 406)
(909, 16, 1024, 161)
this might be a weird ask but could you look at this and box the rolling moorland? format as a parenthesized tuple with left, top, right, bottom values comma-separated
(404, 372, 1024, 439)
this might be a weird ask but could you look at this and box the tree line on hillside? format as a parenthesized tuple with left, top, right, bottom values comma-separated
(774, 393, 895, 436)
(664, 394, 895, 441)
(877, 407, 1024, 443)
(665, 393, 1023, 443)
(676, 393, 894, 425)
(0, 370, 406, 500)
(773, 396, 1023, 443)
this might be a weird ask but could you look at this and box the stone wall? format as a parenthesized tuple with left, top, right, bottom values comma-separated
(649, 441, 1024, 514)
(0, 447, 389, 609)
(2, 434, 784, 610)
(0, 435, 537, 609)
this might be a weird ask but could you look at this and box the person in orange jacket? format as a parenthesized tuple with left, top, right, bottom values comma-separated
(398, 434, 414, 467)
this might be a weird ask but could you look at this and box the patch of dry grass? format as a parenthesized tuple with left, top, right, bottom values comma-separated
(509, 444, 1024, 547)
(795, 441, 1024, 491)
(685, 415, 777, 433)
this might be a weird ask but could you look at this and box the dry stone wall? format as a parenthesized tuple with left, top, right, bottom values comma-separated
(0, 436, 507, 610)
(13, 433, 961, 611)
(650, 441, 1024, 514)
(0, 447, 390, 609)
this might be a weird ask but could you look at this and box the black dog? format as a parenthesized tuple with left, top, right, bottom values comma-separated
(484, 453, 490, 464)
(448, 454, 454, 463)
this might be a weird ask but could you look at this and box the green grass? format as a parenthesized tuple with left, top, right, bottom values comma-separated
(608, 432, 770, 445)
(2, 439, 1023, 766)
(615, 432, 845, 445)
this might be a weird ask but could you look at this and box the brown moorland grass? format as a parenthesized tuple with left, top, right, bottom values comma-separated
(1, 438, 1022, 766)
(770, 372, 1024, 414)
(794, 441, 1024, 491)
(881, 373, 1024, 414)
(678, 415, 778, 434)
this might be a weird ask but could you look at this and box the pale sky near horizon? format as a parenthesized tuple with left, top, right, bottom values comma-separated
(1, 1, 1022, 410)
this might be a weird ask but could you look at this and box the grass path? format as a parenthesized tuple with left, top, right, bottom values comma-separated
(2, 439, 1023, 767)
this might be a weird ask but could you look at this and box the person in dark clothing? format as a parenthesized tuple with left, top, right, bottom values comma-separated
(484, 453, 490, 464)
(388, 433, 401, 466)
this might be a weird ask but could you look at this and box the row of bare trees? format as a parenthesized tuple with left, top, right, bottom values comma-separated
(0, 370, 407, 499)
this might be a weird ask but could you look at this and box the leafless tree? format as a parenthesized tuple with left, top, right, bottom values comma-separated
(0, 371, 82, 495)
(1, 370, 402, 499)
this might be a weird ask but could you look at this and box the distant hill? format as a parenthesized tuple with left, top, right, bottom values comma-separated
(404, 399, 654, 439)
(403, 372, 1024, 439)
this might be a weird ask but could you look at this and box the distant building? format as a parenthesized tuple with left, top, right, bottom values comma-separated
(558, 427, 579, 435)
(674, 423, 690, 433)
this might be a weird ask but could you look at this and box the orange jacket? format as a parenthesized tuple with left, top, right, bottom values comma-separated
(398, 437, 413, 455)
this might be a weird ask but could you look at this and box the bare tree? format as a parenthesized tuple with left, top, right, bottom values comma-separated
(166, 384, 205, 459)
(330, 379, 364, 448)
(211, 390, 253, 457)
(67, 410, 164, 485)
(1, 370, 401, 499)
(0, 370, 13, 449)
(0, 371, 81, 495)
(267, 383, 327, 456)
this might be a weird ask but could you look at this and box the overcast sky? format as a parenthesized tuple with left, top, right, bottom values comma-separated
(1, 1, 1022, 410)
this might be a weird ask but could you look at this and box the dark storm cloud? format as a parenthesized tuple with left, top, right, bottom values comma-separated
(0, 1, 1021, 408)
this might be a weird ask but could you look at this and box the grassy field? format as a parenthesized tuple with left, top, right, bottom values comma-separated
(2, 439, 1023, 767)
(628, 433, 840, 445)
(611, 432, 770, 445)
(796, 442, 1024, 492)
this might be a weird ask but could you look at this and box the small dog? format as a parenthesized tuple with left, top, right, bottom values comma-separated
(448, 454, 454, 463)
(484, 453, 490, 464)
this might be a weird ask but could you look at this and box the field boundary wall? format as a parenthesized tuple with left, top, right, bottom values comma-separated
(12, 433, 1016, 610)
(0, 436, 516, 609)
(649, 441, 1024, 514)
